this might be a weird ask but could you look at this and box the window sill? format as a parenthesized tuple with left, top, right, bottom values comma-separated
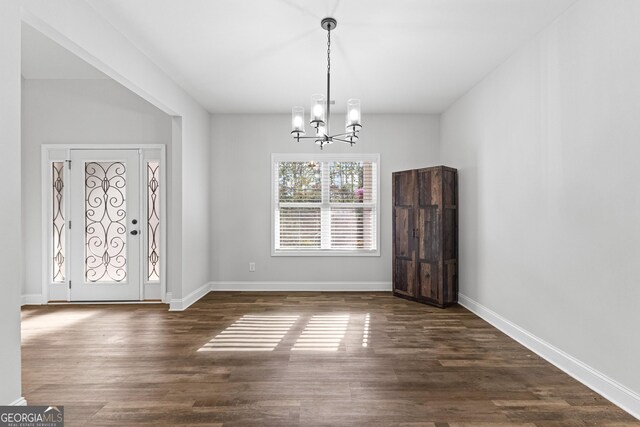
(272, 250, 380, 257)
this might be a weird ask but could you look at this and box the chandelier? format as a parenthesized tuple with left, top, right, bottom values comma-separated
(291, 17, 362, 150)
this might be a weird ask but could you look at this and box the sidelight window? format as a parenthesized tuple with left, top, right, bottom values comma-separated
(52, 162, 66, 282)
(147, 161, 160, 282)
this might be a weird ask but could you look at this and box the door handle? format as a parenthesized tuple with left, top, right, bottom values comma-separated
(130, 230, 139, 236)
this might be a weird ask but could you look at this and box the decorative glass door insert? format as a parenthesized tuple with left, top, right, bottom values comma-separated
(52, 162, 66, 283)
(147, 161, 160, 282)
(69, 150, 141, 301)
(85, 161, 128, 282)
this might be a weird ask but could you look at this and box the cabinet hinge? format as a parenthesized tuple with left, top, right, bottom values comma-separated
(68, 280, 72, 289)
(68, 220, 72, 230)
(65, 159, 72, 169)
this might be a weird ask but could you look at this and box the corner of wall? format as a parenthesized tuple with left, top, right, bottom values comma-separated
(168, 281, 211, 311)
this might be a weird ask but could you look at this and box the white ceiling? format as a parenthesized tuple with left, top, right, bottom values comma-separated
(21, 23, 108, 80)
(33, 0, 577, 113)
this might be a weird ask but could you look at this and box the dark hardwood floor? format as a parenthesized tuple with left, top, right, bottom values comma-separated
(21, 292, 638, 426)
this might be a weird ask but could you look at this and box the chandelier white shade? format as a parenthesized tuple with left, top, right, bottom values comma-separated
(291, 18, 362, 149)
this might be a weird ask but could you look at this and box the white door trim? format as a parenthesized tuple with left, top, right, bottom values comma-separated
(41, 144, 167, 303)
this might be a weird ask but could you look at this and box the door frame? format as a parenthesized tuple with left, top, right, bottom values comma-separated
(41, 144, 167, 304)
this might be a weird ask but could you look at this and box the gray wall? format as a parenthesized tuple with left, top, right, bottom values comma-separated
(441, 0, 640, 397)
(178, 106, 211, 299)
(0, 0, 23, 405)
(21, 79, 173, 297)
(210, 114, 440, 288)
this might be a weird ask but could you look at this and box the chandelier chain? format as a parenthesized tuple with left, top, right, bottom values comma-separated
(327, 25, 331, 74)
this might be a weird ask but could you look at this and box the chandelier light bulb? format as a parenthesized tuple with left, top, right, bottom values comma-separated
(346, 99, 362, 134)
(291, 106, 305, 136)
(313, 104, 324, 119)
(349, 109, 359, 123)
(310, 93, 327, 126)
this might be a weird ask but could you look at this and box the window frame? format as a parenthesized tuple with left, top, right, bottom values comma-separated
(271, 153, 381, 257)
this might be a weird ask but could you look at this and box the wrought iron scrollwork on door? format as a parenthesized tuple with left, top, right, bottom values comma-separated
(147, 162, 160, 281)
(52, 162, 65, 282)
(85, 162, 127, 282)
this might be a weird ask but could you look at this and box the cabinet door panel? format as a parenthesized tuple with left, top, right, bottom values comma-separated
(418, 206, 442, 304)
(443, 208, 456, 260)
(419, 262, 439, 301)
(419, 206, 440, 262)
(395, 259, 416, 297)
(394, 171, 417, 207)
(419, 168, 441, 207)
(444, 260, 457, 304)
(418, 170, 432, 207)
(442, 169, 456, 207)
(394, 207, 414, 258)
(393, 170, 417, 298)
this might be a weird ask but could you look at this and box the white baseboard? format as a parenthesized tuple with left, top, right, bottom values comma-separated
(9, 397, 27, 406)
(210, 281, 392, 292)
(169, 281, 391, 311)
(168, 282, 212, 311)
(21, 294, 44, 306)
(458, 293, 640, 421)
(24, 282, 391, 311)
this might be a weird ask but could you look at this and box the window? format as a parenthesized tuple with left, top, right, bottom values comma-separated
(272, 153, 380, 256)
(52, 162, 66, 282)
(147, 161, 161, 282)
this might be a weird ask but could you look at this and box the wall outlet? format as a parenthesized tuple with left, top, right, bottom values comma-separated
(249, 262, 256, 272)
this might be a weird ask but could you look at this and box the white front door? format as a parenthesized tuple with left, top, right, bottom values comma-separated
(69, 149, 142, 301)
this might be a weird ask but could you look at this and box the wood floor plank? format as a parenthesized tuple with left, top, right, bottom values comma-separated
(21, 292, 638, 426)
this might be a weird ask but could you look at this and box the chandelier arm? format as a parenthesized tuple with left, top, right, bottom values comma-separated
(331, 137, 355, 144)
(329, 132, 359, 138)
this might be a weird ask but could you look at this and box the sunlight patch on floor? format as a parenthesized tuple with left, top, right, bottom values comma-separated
(199, 315, 299, 352)
(21, 310, 98, 342)
(362, 313, 370, 347)
(199, 313, 373, 352)
(292, 314, 350, 352)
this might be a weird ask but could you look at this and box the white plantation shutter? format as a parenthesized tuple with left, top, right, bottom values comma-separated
(330, 207, 376, 249)
(273, 154, 379, 255)
(278, 207, 321, 249)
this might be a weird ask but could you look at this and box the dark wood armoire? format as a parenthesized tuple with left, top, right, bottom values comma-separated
(392, 166, 458, 308)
